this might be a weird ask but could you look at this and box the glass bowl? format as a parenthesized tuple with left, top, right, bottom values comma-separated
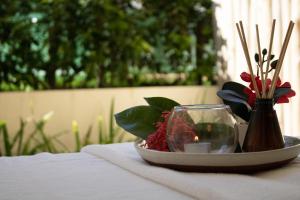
(166, 104, 238, 153)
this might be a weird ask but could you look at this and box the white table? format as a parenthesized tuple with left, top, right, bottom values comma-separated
(1, 142, 300, 200)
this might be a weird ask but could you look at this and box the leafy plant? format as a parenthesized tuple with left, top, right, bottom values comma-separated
(98, 98, 127, 144)
(72, 99, 128, 152)
(0, 99, 129, 156)
(0, 112, 67, 156)
(0, 0, 215, 91)
(115, 97, 179, 139)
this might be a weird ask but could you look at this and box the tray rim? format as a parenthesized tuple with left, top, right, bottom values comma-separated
(134, 136, 300, 173)
(135, 136, 300, 156)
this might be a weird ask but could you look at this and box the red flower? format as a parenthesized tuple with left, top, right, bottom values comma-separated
(240, 72, 295, 107)
(146, 111, 171, 151)
(243, 87, 256, 108)
(276, 81, 296, 103)
(241, 72, 277, 93)
(240, 72, 252, 82)
(248, 76, 272, 92)
(249, 76, 262, 91)
(276, 77, 282, 87)
(279, 81, 290, 88)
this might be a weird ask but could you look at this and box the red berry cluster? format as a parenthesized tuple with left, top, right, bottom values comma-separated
(146, 111, 171, 151)
(167, 113, 196, 151)
(146, 110, 197, 152)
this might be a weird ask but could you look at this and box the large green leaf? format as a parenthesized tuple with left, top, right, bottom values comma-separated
(223, 100, 251, 122)
(144, 97, 180, 112)
(217, 90, 249, 104)
(222, 82, 249, 100)
(115, 106, 162, 139)
(218, 82, 251, 122)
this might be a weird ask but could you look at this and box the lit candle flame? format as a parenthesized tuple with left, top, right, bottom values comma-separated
(194, 136, 199, 143)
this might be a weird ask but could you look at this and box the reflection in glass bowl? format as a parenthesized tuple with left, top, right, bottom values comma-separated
(166, 104, 238, 153)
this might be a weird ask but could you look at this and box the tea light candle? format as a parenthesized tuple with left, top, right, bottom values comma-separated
(184, 136, 211, 153)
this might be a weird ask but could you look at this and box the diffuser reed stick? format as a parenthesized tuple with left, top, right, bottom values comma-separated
(255, 25, 266, 98)
(236, 22, 260, 98)
(236, 19, 294, 100)
(264, 19, 276, 95)
(268, 21, 294, 98)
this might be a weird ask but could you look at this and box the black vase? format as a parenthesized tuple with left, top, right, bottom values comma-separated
(242, 99, 285, 152)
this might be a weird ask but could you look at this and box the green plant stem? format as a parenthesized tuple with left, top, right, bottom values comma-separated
(22, 127, 39, 155)
(74, 130, 81, 152)
(53, 137, 69, 152)
(109, 98, 115, 143)
(36, 121, 52, 152)
(98, 116, 104, 144)
(2, 124, 12, 156)
(13, 119, 25, 155)
(83, 125, 93, 146)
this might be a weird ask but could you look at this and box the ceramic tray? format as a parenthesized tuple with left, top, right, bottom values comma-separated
(135, 136, 300, 173)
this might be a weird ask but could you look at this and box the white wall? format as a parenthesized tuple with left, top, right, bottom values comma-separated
(214, 0, 300, 137)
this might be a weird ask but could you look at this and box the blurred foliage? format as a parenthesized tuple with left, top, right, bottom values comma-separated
(0, 112, 68, 156)
(0, 100, 128, 156)
(0, 0, 216, 91)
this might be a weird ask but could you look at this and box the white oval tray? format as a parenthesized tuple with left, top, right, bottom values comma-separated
(135, 136, 300, 173)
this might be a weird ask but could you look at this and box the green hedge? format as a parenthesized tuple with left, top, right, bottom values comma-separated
(0, 0, 216, 91)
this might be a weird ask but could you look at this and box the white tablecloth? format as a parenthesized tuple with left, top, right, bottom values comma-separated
(1, 142, 300, 200)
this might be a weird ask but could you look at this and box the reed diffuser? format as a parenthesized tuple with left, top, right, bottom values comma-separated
(235, 20, 295, 152)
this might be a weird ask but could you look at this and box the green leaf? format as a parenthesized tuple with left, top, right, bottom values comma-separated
(217, 90, 250, 108)
(218, 82, 251, 122)
(2, 123, 12, 156)
(115, 106, 162, 139)
(222, 82, 248, 100)
(223, 100, 251, 122)
(36, 120, 52, 152)
(97, 116, 104, 144)
(83, 125, 93, 146)
(217, 91, 251, 121)
(217, 90, 248, 102)
(109, 98, 115, 143)
(144, 97, 180, 112)
(274, 87, 293, 103)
